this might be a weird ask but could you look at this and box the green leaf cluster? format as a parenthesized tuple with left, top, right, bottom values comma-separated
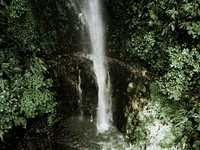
(158, 46, 200, 101)
(20, 57, 56, 118)
(0, 54, 56, 138)
(7, 0, 39, 53)
(108, 0, 200, 72)
(0, 0, 56, 139)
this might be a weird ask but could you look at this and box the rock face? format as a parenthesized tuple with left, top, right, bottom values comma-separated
(108, 58, 151, 130)
(47, 53, 98, 117)
(47, 53, 151, 129)
(16, 53, 151, 150)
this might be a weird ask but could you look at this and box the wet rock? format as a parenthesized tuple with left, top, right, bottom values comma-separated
(47, 53, 151, 130)
(47, 53, 98, 116)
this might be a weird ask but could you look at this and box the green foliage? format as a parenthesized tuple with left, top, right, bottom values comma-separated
(0, 55, 56, 138)
(20, 57, 56, 118)
(158, 46, 200, 100)
(7, 0, 39, 53)
(160, 97, 200, 149)
(0, 52, 26, 131)
(0, 0, 56, 140)
(108, 0, 200, 70)
(28, 0, 81, 54)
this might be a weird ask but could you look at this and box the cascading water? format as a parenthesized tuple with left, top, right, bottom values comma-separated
(77, 69, 83, 120)
(82, 0, 112, 133)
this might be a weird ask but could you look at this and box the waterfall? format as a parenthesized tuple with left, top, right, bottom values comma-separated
(77, 69, 83, 120)
(82, 0, 112, 133)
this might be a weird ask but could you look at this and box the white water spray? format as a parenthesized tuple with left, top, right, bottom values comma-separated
(82, 0, 112, 133)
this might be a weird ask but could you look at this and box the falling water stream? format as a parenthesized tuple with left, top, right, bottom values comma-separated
(82, 0, 112, 133)
(77, 69, 83, 120)
(71, 0, 129, 149)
